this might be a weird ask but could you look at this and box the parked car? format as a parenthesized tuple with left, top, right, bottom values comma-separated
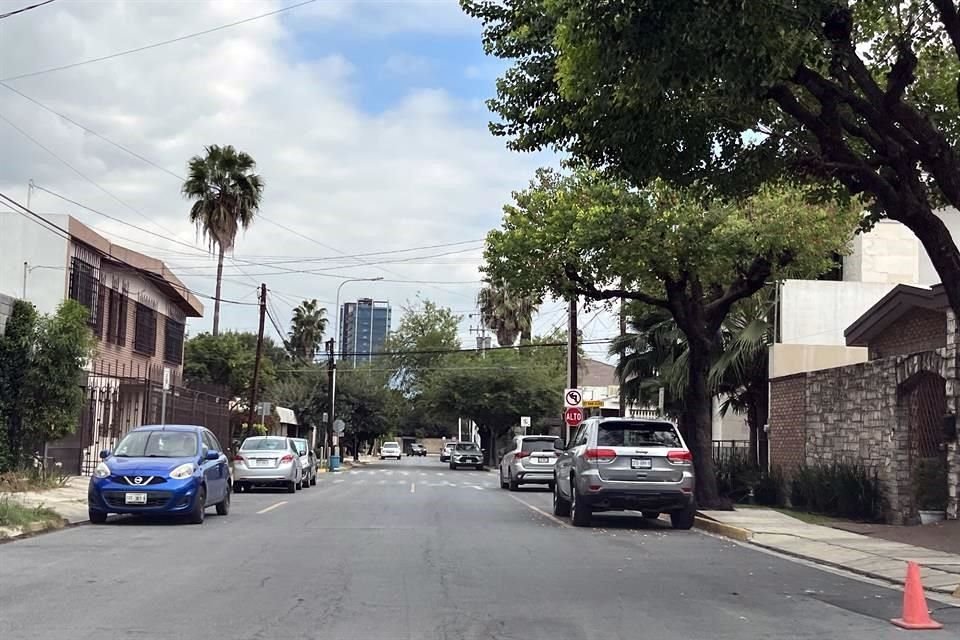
(88, 424, 231, 525)
(499, 435, 563, 491)
(291, 438, 317, 488)
(408, 443, 427, 457)
(380, 441, 402, 460)
(232, 436, 303, 493)
(439, 442, 456, 462)
(449, 442, 484, 470)
(553, 418, 696, 529)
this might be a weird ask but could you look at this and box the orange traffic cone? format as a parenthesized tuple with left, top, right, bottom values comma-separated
(891, 561, 944, 630)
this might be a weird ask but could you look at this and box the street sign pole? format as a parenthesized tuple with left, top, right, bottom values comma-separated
(160, 367, 171, 426)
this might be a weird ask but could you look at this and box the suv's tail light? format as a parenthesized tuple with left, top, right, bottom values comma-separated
(585, 448, 617, 463)
(279, 454, 295, 463)
(515, 451, 530, 459)
(667, 449, 693, 464)
(233, 455, 245, 463)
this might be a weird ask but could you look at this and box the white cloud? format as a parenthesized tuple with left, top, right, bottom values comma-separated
(0, 1, 622, 354)
(383, 53, 431, 76)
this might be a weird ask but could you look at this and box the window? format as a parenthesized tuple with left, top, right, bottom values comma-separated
(106, 290, 128, 346)
(163, 317, 185, 364)
(201, 431, 217, 453)
(133, 303, 157, 355)
(68, 257, 101, 326)
(597, 421, 681, 448)
(521, 438, 562, 453)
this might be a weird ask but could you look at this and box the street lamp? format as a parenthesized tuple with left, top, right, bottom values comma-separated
(22, 261, 63, 299)
(328, 276, 383, 467)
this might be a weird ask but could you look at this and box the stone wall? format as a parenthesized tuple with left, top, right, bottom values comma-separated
(945, 310, 959, 519)
(769, 349, 954, 524)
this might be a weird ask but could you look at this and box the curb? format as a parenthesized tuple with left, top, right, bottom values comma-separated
(694, 514, 960, 597)
(694, 514, 753, 542)
(0, 516, 69, 544)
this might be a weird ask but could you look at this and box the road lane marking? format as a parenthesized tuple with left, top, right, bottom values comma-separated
(333, 479, 345, 484)
(257, 501, 288, 515)
(377, 480, 386, 485)
(471, 485, 484, 491)
(507, 495, 571, 528)
(410, 482, 415, 493)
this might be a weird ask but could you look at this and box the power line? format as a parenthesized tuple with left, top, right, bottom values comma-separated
(0, 0, 56, 21)
(0, 191, 259, 307)
(0, 0, 319, 82)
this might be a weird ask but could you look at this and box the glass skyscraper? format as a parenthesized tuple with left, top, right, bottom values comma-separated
(339, 298, 391, 364)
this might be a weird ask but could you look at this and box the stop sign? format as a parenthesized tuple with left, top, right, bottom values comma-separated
(564, 406, 583, 427)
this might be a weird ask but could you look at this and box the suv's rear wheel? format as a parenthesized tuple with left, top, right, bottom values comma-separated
(642, 511, 661, 520)
(552, 481, 570, 517)
(499, 469, 508, 490)
(670, 502, 696, 530)
(508, 471, 519, 492)
(570, 481, 591, 527)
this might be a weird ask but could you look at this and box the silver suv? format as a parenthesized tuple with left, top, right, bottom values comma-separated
(552, 418, 696, 529)
(499, 435, 563, 491)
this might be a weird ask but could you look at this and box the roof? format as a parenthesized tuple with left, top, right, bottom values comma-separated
(134, 424, 204, 432)
(68, 217, 204, 317)
(275, 406, 298, 425)
(578, 358, 618, 387)
(844, 284, 948, 347)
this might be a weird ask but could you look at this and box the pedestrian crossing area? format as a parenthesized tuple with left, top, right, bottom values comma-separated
(337, 468, 498, 489)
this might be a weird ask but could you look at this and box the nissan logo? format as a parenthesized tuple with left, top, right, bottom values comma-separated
(133, 476, 143, 485)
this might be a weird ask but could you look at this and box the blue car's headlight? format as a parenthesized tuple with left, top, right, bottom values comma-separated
(169, 463, 196, 480)
(94, 462, 110, 479)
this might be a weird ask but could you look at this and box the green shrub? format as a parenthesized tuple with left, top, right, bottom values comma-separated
(753, 467, 786, 506)
(788, 460, 884, 521)
(714, 449, 758, 502)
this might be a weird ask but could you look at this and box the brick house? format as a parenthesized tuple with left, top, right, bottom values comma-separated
(0, 213, 232, 473)
(768, 284, 959, 524)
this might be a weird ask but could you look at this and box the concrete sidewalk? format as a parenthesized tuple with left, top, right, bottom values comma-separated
(1, 477, 89, 538)
(697, 509, 960, 596)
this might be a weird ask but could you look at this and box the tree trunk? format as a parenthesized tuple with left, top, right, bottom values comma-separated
(212, 245, 225, 336)
(901, 208, 960, 319)
(685, 342, 724, 508)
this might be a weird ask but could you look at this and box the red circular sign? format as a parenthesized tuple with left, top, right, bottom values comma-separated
(564, 406, 584, 427)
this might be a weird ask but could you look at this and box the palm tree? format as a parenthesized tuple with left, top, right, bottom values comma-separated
(611, 292, 773, 466)
(288, 300, 328, 361)
(477, 282, 538, 347)
(182, 144, 265, 336)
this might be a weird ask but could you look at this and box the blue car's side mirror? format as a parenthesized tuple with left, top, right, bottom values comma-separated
(205, 449, 221, 461)
(99, 449, 111, 460)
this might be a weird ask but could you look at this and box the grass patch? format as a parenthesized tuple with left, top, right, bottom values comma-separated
(0, 497, 61, 529)
(0, 471, 70, 493)
(737, 504, 841, 526)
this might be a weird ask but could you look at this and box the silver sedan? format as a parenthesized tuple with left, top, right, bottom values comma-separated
(232, 436, 303, 493)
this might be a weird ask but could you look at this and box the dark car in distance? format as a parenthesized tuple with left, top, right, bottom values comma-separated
(408, 443, 427, 456)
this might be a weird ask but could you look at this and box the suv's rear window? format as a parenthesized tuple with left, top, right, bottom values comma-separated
(521, 438, 561, 453)
(597, 422, 681, 447)
(241, 438, 289, 451)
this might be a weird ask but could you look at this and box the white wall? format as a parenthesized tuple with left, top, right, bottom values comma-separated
(779, 280, 899, 346)
(712, 397, 749, 440)
(845, 220, 920, 284)
(918, 207, 960, 285)
(0, 212, 68, 314)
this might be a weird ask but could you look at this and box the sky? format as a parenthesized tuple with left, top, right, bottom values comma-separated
(0, 0, 620, 363)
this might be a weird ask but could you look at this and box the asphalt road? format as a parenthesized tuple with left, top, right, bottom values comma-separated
(1, 456, 957, 639)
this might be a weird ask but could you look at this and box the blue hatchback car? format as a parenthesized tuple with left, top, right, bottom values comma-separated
(88, 424, 231, 524)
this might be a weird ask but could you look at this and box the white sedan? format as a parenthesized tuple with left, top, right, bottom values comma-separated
(379, 441, 402, 460)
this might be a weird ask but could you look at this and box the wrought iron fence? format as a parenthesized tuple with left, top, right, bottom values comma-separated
(712, 439, 751, 463)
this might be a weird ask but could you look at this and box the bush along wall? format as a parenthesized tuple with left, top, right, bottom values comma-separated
(788, 460, 885, 521)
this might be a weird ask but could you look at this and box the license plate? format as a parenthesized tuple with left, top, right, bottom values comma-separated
(256, 458, 273, 467)
(631, 458, 652, 470)
(537, 457, 550, 464)
(125, 492, 147, 504)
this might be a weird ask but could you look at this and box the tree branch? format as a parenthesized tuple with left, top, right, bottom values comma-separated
(563, 265, 669, 309)
(931, 0, 960, 63)
(703, 255, 776, 326)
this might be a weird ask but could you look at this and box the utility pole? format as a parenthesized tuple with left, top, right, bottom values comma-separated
(469, 313, 490, 357)
(619, 296, 627, 417)
(246, 284, 267, 435)
(566, 298, 578, 443)
(326, 338, 335, 466)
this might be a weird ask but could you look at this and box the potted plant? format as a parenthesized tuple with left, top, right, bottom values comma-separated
(913, 456, 948, 524)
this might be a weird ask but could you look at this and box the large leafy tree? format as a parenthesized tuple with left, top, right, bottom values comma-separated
(614, 294, 774, 468)
(483, 168, 857, 506)
(287, 299, 328, 361)
(386, 298, 462, 393)
(183, 331, 281, 399)
(0, 300, 94, 470)
(182, 144, 264, 336)
(477, 282, 539, 347)
(422, 350, 562, 466)
(463, 0, 960, 319)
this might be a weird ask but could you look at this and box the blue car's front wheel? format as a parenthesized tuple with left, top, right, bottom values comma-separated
(188, 486, 206, 525)
(89, 509, 107, 524)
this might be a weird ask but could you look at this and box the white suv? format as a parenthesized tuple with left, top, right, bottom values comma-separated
(379, 441, 402, 460)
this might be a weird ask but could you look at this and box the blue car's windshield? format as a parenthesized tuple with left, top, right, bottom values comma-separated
(114, 431, 198, 458)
